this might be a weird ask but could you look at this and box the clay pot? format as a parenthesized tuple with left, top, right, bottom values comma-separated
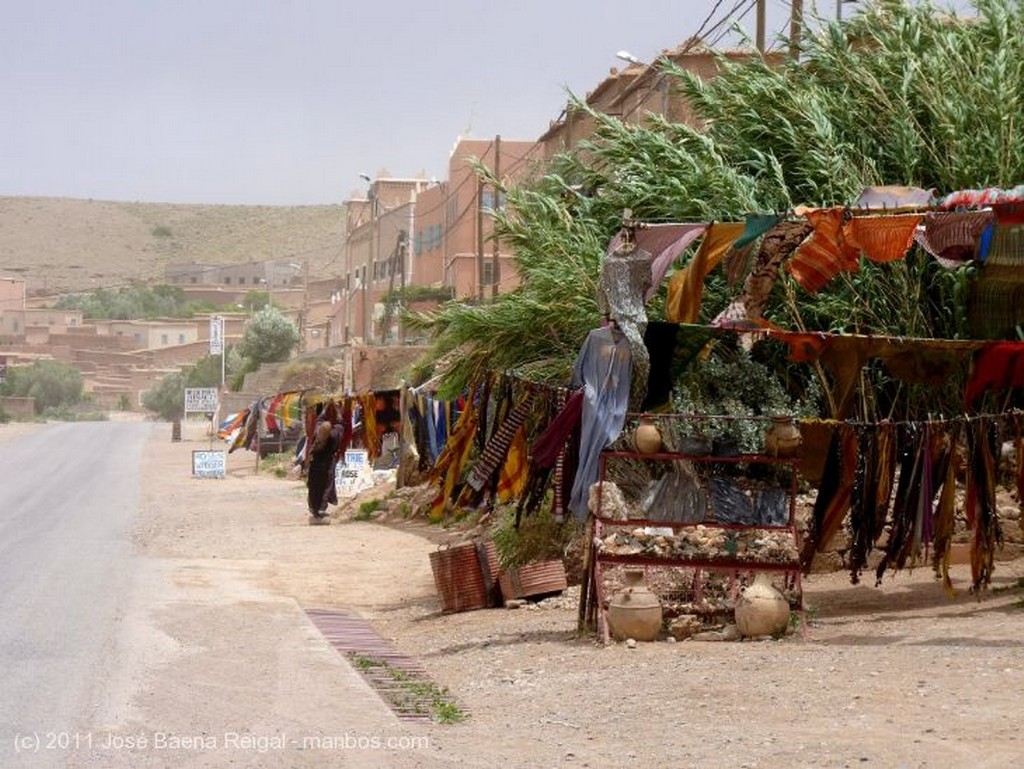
(607, 569, 662, 642)
(633, 417, 662, 454)
(764, 415, 802, 458)
(734, 572, 791, 638)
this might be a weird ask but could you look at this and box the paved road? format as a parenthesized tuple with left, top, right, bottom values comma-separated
(0, 421, 153, 768)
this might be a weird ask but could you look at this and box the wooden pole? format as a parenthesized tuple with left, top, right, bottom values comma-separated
(790, 0, 804, 59)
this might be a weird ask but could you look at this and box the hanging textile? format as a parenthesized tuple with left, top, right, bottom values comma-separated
(641, 321, 680, 411)
(568, 327, 632, 520)
(428, 396, 480, 520)
(786, 207, 860, 293)
(606, 223, 709, 302)
(965, 418, 1002, 592)
(463, 387, 536, 495)
(854, 185, 935, 209)
(964, 341, 1024, 406)
(599, 237, 652, 410)
(666, 221, 745, 323)
(724, 214, 780, 285)
(496, 426, 529, 503)
(713, 219, 813, 326)
(914, 210, 994, 268)
(932, 423, 961, 596)
(846, 213, 923, 263)
(515, 389, 581, 522)
(801, 424, 857, 568)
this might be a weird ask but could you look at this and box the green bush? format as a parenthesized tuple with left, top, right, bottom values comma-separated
(1, 360, 83, 414)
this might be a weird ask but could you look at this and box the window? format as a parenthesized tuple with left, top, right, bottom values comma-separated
(190, 276, 197, 284)
(133, 333, 142, 343)
(224, 276, 232, 285)
(13, 320, 19, 332)
(178, 334, 185, 344)
(482, 261, 496, 285)
(415, 231, 422, 255)
(161, 334, 168, 345)
(239, 277, 246, 285)
(446, 195, 458, 227)
(481, 190, 494, 211)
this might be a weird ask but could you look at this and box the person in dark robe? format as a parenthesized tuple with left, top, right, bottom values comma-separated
(306, 419, 342, 524)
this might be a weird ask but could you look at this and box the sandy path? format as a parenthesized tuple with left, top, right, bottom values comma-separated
(24, 416, 1024, 768)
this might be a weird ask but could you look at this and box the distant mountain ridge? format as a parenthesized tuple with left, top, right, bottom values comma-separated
(0, 196, 346, 296)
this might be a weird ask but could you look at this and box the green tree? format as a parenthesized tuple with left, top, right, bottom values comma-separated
(409, 0, 1024, 419)
(0, 359, 83, 414)
(141, 370, 186, 421)
(56, 283, 190, 320)
(237, 306, 300, 366)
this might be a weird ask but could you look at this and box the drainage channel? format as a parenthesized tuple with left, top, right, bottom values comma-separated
(305, 609, 464, 723)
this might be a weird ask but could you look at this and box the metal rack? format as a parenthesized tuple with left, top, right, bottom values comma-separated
(581, 447, 806, 643)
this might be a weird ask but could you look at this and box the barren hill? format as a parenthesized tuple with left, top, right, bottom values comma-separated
(0, 196, 345, 296)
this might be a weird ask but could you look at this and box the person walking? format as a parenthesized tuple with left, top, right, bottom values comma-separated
(306, 419, 342, 524)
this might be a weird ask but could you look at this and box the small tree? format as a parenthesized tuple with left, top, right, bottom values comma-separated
(1, 359, 83, 414)
(141, 371, 186, 421)
(237, 306, 300, 367)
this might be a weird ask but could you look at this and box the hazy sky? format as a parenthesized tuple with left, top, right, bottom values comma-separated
(2, 0, 975, 206)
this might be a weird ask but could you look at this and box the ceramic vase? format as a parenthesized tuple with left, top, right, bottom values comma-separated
(607, 569, 663, 642)
(764, 415, 802, 458)
(734, 572, 791, 638)
(633, 417, 663, 454)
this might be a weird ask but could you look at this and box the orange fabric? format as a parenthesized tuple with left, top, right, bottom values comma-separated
(787, 208, 860, 293)
(846, 213, 923, 263)
(666, 222, 745, 323)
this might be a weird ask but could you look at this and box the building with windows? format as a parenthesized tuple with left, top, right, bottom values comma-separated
(334, 138, 539, 347)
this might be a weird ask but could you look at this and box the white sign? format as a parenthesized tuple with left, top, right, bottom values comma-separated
(336, 449, 374, 496)
(209, 315, 224, 355)
(192, 450, 226, 478)
(184, 387, 219, 414)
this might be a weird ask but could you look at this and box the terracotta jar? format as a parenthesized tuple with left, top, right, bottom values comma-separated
(764, 415, 802, 458)
(633, 417, 663, 454)
(734, 573, 791, 638)
(607, 569, 663, 641)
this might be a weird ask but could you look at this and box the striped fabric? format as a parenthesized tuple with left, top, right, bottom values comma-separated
(914, 210, 993, 268)
(787, 208, 860, 293)
(465, 390, 536, 492)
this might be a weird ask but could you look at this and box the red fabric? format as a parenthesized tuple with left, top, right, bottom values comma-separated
(964, 342, 1024, 406)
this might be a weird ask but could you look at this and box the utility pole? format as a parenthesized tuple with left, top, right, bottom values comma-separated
(790, 0, 804, 59)
(476, 175, 485, 301)
(490, 134, 501, 299)
(756, 0, 766, 53)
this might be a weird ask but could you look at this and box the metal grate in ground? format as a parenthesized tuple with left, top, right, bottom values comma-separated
(305, 608, 463, 723)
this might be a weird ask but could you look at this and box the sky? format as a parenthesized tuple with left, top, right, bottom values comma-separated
(1, 0, 976, 206)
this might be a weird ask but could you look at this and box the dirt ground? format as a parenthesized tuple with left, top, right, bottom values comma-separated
(6, 418, 1024, 768)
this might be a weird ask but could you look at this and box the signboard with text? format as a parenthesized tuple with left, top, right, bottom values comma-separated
(184, 387, 219, 414)
(209, 315, 224, 355)
(336, 449, 373, 496)
(192, 450, 226, 478)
